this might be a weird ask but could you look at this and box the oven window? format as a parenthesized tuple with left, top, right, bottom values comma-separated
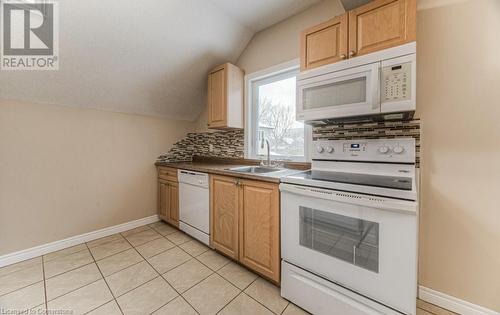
(299, 206, 379, 273)
(302, 77, 367, 110)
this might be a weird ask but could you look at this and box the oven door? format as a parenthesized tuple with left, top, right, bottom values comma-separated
(280, 183, 417, 314)
(296, 62, 380, 121)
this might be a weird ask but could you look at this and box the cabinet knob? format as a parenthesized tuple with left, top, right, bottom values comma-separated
(349, 50, 356, 57)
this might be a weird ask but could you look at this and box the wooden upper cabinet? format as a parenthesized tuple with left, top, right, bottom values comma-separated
(208, 67, 225, 127)
(301, 13, 348, 71)
(207, 63, 244, 129)
(210, 175, 239, 259)
(238, 180, 280, 283)
(349, 0, 416, 57)
(300, 0, 416, 70)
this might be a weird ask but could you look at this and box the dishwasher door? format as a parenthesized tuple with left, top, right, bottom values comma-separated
(178, 170, 210, 245)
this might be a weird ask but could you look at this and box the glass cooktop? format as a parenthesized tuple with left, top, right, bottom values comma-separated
(288, 170, 413, 191)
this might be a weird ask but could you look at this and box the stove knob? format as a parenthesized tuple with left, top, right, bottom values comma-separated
(316, 146, 324, 153)
(326, 146, 334, 153)
(393, 146, 405, 154)
(378, 146, 390, 154)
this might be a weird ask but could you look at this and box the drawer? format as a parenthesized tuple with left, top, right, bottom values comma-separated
(158, 167, 178, 182)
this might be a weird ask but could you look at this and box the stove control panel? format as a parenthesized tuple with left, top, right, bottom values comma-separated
(312, 138, 416, 163)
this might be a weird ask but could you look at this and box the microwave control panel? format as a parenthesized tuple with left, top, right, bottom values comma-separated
(381, 62, 412, 102)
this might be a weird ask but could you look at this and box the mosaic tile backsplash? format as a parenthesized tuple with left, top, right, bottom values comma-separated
(312, 118, 421, 165)
(157, 119, 421, 165)
(157, 129, 244, 162)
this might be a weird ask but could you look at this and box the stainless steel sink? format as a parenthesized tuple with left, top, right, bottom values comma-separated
(226, 166, 285, 174)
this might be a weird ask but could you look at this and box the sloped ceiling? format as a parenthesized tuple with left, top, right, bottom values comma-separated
(0, 0, 321, 121)
(210, 0, 321, 31)
(338, 0, 371, 10)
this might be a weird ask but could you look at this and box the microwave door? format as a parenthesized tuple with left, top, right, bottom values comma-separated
(297, 63, 380, 121)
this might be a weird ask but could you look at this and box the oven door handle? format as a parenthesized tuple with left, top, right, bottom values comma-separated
(279, 183, 417, 214)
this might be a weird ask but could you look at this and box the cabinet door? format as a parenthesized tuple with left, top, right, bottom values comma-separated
(158, 180, 169, 220)
(239, 180, 280, 283)
(349, 0, 416, 57)
(168, 182, 179, 227)
(301, 13, 348, 71)
(210, 175, 239, 259)
(207, 66, 226, 128)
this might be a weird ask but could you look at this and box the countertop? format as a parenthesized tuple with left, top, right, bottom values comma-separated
(155, 156, 310, 183)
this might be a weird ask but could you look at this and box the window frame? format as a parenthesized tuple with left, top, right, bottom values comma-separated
(244, 59, 311, 162)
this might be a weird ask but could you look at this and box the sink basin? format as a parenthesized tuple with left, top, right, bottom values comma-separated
(227, 166, 285, 174)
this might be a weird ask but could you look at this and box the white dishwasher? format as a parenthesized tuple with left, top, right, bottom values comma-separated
(178, 170, 210, 245)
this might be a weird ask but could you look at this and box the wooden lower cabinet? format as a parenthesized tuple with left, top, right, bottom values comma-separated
(238, 180, 280, 283)
(158, 180, 169, 219)
(168, 182, 179, 224)
(210, 175, 281, 284)
(210, 175, 239, 259)
(157, 178, 179, 227)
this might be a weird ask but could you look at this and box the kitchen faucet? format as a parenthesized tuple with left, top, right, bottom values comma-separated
(260, 138, 271, 166)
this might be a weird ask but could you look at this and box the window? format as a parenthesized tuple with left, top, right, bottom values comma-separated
(246, 60, 309, 161)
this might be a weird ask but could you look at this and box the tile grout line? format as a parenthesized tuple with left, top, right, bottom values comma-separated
(120, 229, 201, 315)
(229, 277, 285, 315)
(47, 278, 103, 304)
(0, 254, 80, 299)
(92, 246, 132, 262)
(84, 242, 125, 315)
(0, 280, 45, 298)
(99, 257, 144, 278)
(214, 287, 251, 315)
(158, 257, 210, 293)
(187, 250, 265, 314)
(43, 246, 89, 263)
(281, 303, 291, 315)
(41, 256, 48, 312)
(44, 260, 95, 281)
(0, 257, 97, 302)
(0, 258, 41, 278)
(0, 254, 95, 307)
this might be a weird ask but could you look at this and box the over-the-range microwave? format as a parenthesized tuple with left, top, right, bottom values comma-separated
(296, 42, 416, 122)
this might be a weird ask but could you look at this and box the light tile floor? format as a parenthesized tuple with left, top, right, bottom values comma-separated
(0, 221, 456, 315)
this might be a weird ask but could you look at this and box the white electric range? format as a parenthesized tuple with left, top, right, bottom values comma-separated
(280, 138, 418, 315)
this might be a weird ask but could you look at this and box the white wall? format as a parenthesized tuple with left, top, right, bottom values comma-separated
(416, 0, 500, 310)
(0, 100, 195, 255)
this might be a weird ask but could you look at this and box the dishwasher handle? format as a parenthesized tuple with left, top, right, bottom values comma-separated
(179, 170, 198, 176)
(178, 169, 209, 187)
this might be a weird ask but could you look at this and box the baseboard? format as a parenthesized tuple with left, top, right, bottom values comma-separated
(419, 286, 499, 315)
(0, 215, 160, 268)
